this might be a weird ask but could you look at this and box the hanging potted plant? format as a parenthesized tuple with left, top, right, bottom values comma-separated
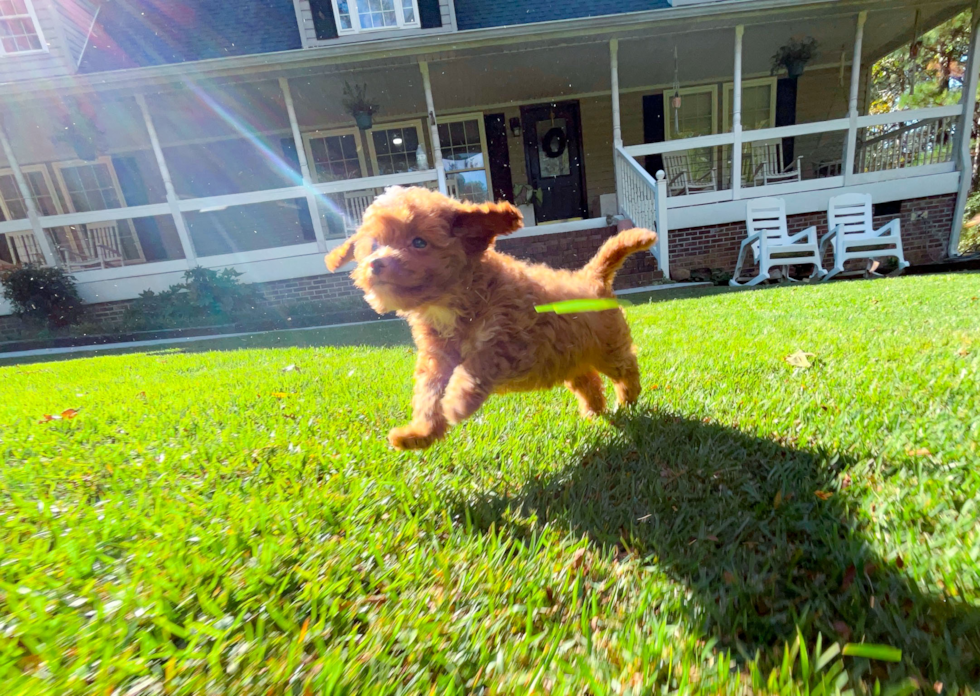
(514, 183, 543, 227)
(343, 81, 379, 130)
(771, 37, 818, 79)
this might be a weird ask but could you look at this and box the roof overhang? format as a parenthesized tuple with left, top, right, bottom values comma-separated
(0, 0, 968, 102)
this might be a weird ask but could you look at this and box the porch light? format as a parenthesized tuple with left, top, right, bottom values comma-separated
(392, 136, 404, 146)
(509, 117, 522, 137)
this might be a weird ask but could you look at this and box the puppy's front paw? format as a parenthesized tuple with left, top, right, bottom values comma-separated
(388, 424, 438, 450)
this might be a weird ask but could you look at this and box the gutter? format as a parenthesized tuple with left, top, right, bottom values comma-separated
(0, 0, 882, 99)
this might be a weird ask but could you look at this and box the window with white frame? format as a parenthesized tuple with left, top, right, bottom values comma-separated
(723, 78, 777, 132)
(0, 167, 61, 219)
(0, 0, 45, 54)
(333, 0, 420, 34)
(437, 115, 492, 203)
(367, 121, 427, 175)
(303, 129, 367, 183)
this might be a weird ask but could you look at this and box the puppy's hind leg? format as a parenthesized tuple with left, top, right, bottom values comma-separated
(566, 369, 606, 418)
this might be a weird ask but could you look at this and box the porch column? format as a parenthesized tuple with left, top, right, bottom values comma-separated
(610, 39, 622, 147)
(135, 94, 197, 266)
(950, 0, 980, 256)
(419, 61, 447, 195)
(843, 11, 868, 185)
(731, 25, 744, 200)
(0, 116, 59, 266)
(279, 77, 328, 252)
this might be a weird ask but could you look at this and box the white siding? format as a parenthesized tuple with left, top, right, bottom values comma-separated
(54, 0, 99, 66)
(297, 0, 455, 49)
(0, 0, 73, 83)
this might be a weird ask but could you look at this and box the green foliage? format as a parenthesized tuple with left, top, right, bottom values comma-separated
(770, 37, 818, 75)
(0, 265, 82, 329)
(120, 266, 259, 331)
(341, 81, 378, 116)
(2, 276, 979, 693)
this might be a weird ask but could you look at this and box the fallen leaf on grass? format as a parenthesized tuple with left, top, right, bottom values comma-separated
(833, 621, 852, 642)
(271, 392, 294, 399)
(785, 350, 815, 369)
(38, 408, 80, 424)
(773, 491, 783, 509)
(907, 448, 931, 457)
(934, 682, 943, 694)
(840, 564, 857, 592)
(282, 364, 301, 373)
(895, 555, 905, 569)
(841, 643, 902, 662)
(723, 571, 736, 585)
(815, 490, 833, 500)
(570, 548, 587, 570)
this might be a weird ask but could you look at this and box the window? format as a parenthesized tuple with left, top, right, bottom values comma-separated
(367, 121, 427, 175)
(53, 158, 145, 264)
(664, 86, 718, 140)
(0, 0, 45, 55)
(303, 129, 367, 183)
(333, 0, 420, 34)
(54, 160, 123, 212)
(437, 115, 492, 203)
(0, 166, 62, 220)
(723, 78, 777, 132)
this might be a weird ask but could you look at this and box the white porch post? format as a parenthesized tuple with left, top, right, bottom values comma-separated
(135, 93, 197, 266)
(732, 25, 744, 200)
(0, 117, 59, 266)
(279, 77, 328, 252)
(610, 39, 622, 148)
(419, 60, 447, 194)
(950, 1, 980, 256)
(843, 11, 868, 185)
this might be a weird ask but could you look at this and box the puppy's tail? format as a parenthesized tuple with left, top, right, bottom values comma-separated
(582, 227, 658, 290)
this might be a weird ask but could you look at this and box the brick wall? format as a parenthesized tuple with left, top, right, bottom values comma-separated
(668, 193, 956, 278)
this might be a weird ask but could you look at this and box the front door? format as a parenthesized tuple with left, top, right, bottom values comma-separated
(521, 101, 587, 223)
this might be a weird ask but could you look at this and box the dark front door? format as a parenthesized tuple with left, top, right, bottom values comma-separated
(521, 101, 587, 223)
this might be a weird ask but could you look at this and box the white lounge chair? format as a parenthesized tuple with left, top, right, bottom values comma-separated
(730, 197, 824, 287)
(821, 193, 909, 281)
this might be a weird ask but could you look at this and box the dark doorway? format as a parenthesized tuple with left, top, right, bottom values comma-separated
(520, 101, 587, 223)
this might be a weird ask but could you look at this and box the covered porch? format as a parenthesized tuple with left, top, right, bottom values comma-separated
(0, 0, 975, 313)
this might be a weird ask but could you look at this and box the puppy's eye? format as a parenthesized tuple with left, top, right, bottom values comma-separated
(411, 237, 427, 249)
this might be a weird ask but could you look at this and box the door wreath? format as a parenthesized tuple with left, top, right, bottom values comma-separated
(541, 127, 567, 158)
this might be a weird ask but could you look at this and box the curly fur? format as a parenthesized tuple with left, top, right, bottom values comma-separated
(326, 186, 657, 450)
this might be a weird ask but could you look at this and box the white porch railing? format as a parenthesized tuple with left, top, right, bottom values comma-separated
(614, 145, 670, 279)
(857, 112, 958, 174)
(620, 104, 965, 208)
(0, 169, 439, 272)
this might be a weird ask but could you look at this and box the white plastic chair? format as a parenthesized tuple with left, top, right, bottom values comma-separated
(821, 193, 909, 281)
(730, 197, 824, 287)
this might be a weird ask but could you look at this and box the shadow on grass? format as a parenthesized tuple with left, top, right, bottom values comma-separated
(456, 409, 980, 687)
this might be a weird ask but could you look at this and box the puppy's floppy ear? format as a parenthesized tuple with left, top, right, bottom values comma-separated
(325, 235, 357, 272)
(450, 200, 523, 255)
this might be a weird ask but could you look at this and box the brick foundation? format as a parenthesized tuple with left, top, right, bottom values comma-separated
(668, 193, 956, 278)
(0, 195, 957, 341)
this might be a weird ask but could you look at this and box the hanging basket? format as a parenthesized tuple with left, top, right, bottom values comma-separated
(353, 110, 373, 130)
(786, 59, 808, 79)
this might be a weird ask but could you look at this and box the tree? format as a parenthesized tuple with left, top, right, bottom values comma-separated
(872, 10, 980, 251)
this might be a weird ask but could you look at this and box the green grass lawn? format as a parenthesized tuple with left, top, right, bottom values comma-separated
(1, 274, 978, 695)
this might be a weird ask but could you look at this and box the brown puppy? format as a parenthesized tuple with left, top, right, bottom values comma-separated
(326, 186, 656, 450)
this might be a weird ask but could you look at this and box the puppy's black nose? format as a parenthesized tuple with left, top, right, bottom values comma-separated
(370, 257, 386, 274)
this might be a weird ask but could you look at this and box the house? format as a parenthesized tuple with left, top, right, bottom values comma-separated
(0, 0, 976, 330)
